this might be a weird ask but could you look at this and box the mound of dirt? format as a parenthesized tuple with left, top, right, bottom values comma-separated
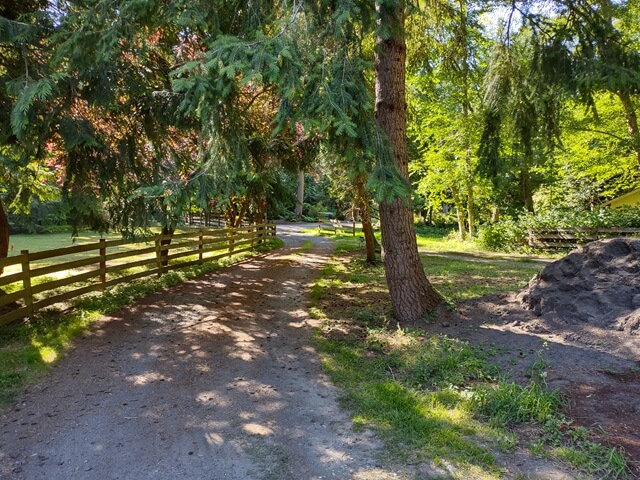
(519, 237, 640, 334)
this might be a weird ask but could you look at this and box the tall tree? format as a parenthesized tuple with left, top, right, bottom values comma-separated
(2, 0, 442, 323)
(407, 0, 489, 238)
(376, 1, 442, 321)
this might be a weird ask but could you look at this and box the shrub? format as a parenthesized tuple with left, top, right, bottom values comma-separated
(523, 206, 640, 230)
(477, 218, 528, 252)
(478, 206, 640, 252)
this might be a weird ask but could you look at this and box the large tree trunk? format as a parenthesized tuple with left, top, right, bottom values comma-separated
(0, 198, 8, 276)
(375, 1, 442, 324)
(354, 175, 376, 263)
(295, 169, 304, 220)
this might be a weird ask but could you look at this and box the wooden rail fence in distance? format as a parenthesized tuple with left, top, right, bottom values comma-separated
(0, 223, 276, 326)
(529, 227, 640, 250)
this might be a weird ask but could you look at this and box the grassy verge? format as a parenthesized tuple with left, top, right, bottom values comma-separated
(311, 236, 629, 479)
(305, 224, 559, 262)
(0, 238, 282, 409)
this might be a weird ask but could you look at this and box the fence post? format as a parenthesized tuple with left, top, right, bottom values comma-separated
(99, 239, 106, 290)
(258, 222, 264, 245)
(199, 230, 204, 264)
(20, 250, 34, 316)
(155, 238, 162, 276)
(229, 228, 235, 253)
(250, 225, 255, 248)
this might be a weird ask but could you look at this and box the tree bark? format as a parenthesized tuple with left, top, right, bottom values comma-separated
(295, 169, 304, 220)
(354, 174, 376, 263)
(375, 1, 442, 324)
(466, 182, 475, 237)
(491, 205, 500, 223)
(520, 166, 534, 213)
(0, 198, 8, 276)
(451, 185, 467, 240)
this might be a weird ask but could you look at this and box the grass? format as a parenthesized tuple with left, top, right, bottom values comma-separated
(0, 237, 283, 409)
(7, 230, 122, 255)
(4, 227, 216, 277)
(311, 235, 631, 479)
(421, 256, 540, 303)
(306, 222, 558, 264)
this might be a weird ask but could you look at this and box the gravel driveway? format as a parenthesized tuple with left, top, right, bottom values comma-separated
(0, 224, 396, 480)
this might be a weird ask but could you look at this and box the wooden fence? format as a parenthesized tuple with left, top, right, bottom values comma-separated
(317, 218, 357, 235)
(529, 227, 640, 249)
(0, 223, 276, 327)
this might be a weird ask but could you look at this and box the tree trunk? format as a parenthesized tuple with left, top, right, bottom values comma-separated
(466, 182, 475, 237)
(354, 175, 376, 263)
(375, 1, 442, 324)
(0, 198, 8, 276)
(451, 185, 467, 240)
(520, 167, 534, 213)
(295, 169, 304, 220)
(617, 90, 640, 168)
(491, 205, 500, 223)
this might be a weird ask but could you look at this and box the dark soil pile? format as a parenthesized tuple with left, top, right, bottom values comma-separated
(519, 237, 640, 334)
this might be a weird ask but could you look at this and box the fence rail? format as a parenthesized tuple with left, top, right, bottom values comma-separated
(529, 227, 640, 249)
(0, 223, 276, 326)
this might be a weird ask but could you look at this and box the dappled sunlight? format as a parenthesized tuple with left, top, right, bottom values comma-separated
(195, 391, 232, 408)
(38, 346, 58, 363)
(204, 431, 224, 446)
(1, 227, 397, 479)
(242, 422, 273, 436)
(30, 339, 59, 363)
(126, 371, 170, 386)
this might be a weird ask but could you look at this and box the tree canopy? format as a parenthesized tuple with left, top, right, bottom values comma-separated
(2, 0, 640, 321)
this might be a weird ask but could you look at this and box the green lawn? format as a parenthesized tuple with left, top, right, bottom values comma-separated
(5, 231, 157, 278)
(7, 230, 124, 255)
(2, 227, 236, 286)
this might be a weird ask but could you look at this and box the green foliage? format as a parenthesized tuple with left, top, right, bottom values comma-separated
(477, 219, 528, 252)
(7, 199, 69, 234)
(478, 206, 640, 252)
(524, 206, 640, 229)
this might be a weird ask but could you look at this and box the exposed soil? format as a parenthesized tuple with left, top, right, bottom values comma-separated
(434, 239, 640, 477)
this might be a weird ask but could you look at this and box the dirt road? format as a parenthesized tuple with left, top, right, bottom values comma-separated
(0, 225, 395, 480)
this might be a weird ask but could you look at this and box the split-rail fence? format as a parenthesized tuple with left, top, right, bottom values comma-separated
(529, 227, 640, 249)
(0, 223, 276, 326)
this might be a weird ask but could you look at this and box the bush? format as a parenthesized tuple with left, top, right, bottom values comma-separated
(478, 206, 640, 252)
(524, 206, 640, 230)
(477, 218, 528, 252)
